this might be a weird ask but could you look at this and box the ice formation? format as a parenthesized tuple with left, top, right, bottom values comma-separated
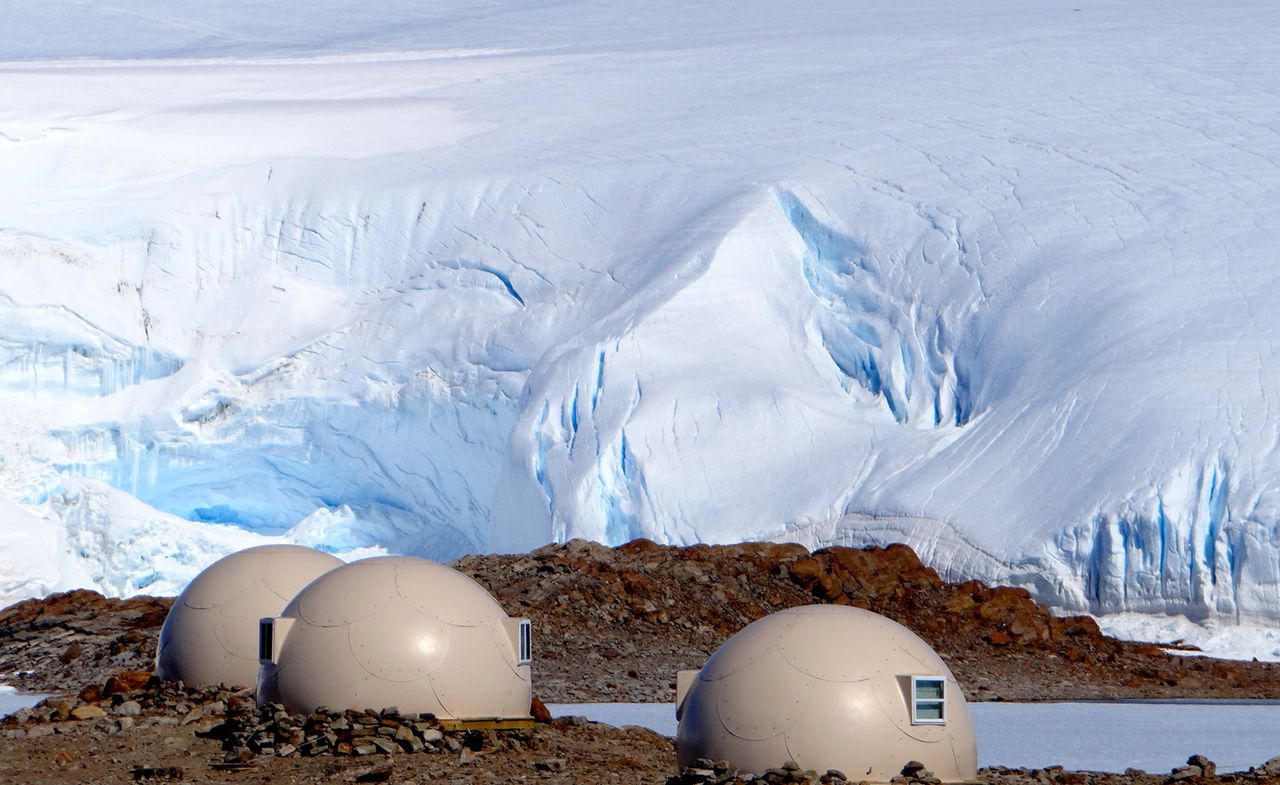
(2, 2, 1279, 649)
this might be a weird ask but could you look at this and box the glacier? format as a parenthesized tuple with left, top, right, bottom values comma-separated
(2, 1, 1280, 652)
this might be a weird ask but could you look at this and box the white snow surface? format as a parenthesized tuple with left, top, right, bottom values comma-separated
(1100, 613, 1280, 663)
(3, 1, 1280, 647)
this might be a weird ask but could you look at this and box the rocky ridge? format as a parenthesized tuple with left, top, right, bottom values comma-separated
(3, 540, 1278, 702)
(453, 539, 1280, 701)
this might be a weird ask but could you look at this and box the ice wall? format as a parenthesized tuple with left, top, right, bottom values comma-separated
(2, 1, 1280, 636)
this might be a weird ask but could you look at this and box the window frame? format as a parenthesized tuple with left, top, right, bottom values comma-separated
(258, 619, 274, 662)
(517, 619, 532, 665)
(910, 675, 947, 725)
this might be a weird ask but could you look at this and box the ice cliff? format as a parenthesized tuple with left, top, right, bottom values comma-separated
(2, 1, 1280, 642)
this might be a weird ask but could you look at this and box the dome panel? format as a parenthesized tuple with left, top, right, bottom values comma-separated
(783, 681, 911, 780)
(349, 604, 450, 682)
(431, 625, 531, 718)
(261, 547, 344, 599)
(298, 560, 395, 626)
(700, 612, 796, 681)
(395, 561, 505, 626)
(676, 679, 793, 771)
(267, 623, 379, 709)
(715, 648, 813, 740)
(179, 555, 259, 609)
(778, 609, 895, 681)
(211, 603, 261, 661)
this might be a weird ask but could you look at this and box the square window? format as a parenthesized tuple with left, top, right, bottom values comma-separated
(911, 676, 946, 725)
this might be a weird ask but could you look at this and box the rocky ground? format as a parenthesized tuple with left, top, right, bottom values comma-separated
(4, 539, 1280, 784)
(4, 675, 1280, 785)
(0, 675, 674, 785)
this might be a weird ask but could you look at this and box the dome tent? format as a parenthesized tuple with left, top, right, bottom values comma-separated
(156, 544, 343, 688)
(257, 555, 532, 719)
(675, 605, 977, 781)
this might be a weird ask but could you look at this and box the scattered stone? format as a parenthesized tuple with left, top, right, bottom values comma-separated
(1188, 755, 1216, 778)
(369, 736, 399, 755)
(530, 695, 553, 722)
(114, 700, 143, 717)
(535, 758, 566, 772)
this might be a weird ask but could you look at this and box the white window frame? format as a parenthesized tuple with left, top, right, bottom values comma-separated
(517, 619, 532, 665)
(910, 676, 946, 725)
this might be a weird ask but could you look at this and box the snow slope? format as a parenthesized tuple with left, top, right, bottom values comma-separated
(2, 2, 1280, 644)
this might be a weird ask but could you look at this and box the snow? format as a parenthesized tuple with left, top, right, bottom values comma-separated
(550, 702, 1280, 774)
(1099, 613, 1280, 664)
(2, 1, 1280, 652)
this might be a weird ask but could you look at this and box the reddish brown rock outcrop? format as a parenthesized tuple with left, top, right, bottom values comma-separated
(2, 540, 1277, 703)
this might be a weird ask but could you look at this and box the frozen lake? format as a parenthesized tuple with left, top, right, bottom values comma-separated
(547, 701, 1280, 773)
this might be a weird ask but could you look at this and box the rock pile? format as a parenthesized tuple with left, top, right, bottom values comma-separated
(203, 701, 533, 760)
(0, 670, 241, 739)
(1171, 755, 1217, 781)
(667, 758, 849, 785)
(0, 668, 540, 761)
(893, 760, 943, 785)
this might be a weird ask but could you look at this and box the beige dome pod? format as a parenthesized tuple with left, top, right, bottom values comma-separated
(675, 605, 977, 781)
(257, 556, 532, 721)
(156, 544, 344, 688)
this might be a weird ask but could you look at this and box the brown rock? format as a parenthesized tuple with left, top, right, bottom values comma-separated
(70, 705, 107, 720)
(59, 641, 84, 664)
(78, 684, 103, 703)
(103, 671, 152, 697)
(787, 557, 826, 586)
